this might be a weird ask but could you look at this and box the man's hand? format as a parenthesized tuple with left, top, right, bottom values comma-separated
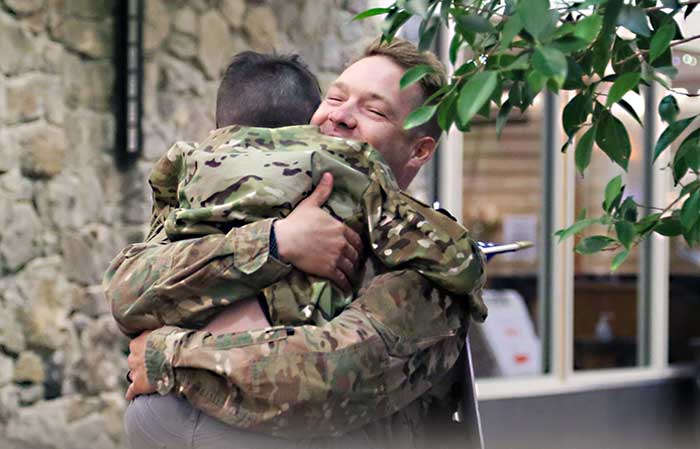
(125, 330, 156, 401)
(274, 172, 363, 292)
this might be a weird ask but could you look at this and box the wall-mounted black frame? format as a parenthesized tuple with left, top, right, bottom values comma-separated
(114, 0, 144, 169)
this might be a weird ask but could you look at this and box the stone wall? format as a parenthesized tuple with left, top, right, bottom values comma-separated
(0, 1, 379, 448)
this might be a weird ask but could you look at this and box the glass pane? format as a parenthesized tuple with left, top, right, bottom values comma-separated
(667, 49, 700, 365)
(463, 95, 545, 379)
(573, 87, 645, 371)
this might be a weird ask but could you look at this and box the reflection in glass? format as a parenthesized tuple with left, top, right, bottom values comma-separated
(462, 96, 544, 379)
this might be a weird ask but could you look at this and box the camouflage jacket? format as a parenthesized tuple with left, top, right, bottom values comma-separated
(145, 124, 487, 325)
(103, 125, 487, 440)
(145, 270, 470, 441)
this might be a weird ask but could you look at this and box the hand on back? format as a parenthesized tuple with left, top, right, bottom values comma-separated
(273, 173, 363, 293)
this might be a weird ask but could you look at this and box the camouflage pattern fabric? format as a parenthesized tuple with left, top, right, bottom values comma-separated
(144, 270, 467, 440)
(147, 124, 487, 325)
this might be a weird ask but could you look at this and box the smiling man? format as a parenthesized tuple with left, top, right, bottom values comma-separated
(106, 38, 485, 449)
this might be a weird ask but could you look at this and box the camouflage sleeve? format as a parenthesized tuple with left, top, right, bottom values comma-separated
(143, 270, 466, 439)
(103, 218, 292, 336)
(362, 152, 488, 322)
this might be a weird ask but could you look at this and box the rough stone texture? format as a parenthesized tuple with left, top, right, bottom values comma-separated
(3, 0, 45, 15)
(243, 6, 279, 52)
(198, 10, 237, 79)
(0, 2, 378, 448)
(14, 352, 45, 385)
(16, 122, 66, 179)
(221, 0, 246, 29)
(143, 0, 170, 52)
(0, 353, 14, 386)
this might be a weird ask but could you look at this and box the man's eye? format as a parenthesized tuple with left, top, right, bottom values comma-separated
(327, 97, 343, 103)
(369, 109, 386, 118)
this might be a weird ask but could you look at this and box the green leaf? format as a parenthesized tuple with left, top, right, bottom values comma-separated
(604, 174, 624, 212)
(635, 213, 662, 233)
(574, 15, 603, 43)
(576, 235, 616, 254)
(437, 92, 457, 131)
(496, 100, 513, 139)
(615, 221, 636, 248)
(449, 34, 462, 66)
(533, 46, 568, 86)
(680, 190, 700, 231)
(403, 105, 438, 130)
(575, 126, 596, 175)
(658, 95, 679, 124)
(617, 98, 643, 126)
(400, 64, 434, 90)
(353, 7, 390, 21)
(679, 129, 700, 171)
(653, 115, 698, 162)
(649, 22, 676, 63)
(551, 36, 590, 54)
(563, 93, 592, 137)
(595, 111, 632, 170)
(517, 0, 555, 41)
(554, 217, 602, 241)
(655, 217, 683, 236)
(611, 38, 641, 74)
(673, 155, 689, 185)
(418, 21, 440, 51)
(454, 12, 495, 33)
(681, 180, 700, 198)
(382, 10, 412, 40)
(617, 5, 651, 37)
(457, 71, 498, 127)
(605, 72, 641, 107)
(611, 249, 630, 271)
(499, 15, 523, 51)
(592, 36, 613, 77)
(619, 197, 638, 222)
(526, 69, 546, 94)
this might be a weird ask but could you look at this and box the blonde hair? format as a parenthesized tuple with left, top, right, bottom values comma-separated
(363, 38, 446, 140)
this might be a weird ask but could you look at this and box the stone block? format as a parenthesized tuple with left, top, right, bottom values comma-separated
(63, 55, 113, 111)
(167, 31, 198, 60)
(0, 199, 42, 272)
(0, 353, 13, 386)
(63, 109, 114, 161)
(6, 74, 63, 125)
(0, 74, 5, 123)
(16, 122, 66, 179)
(35, 170, 105, 230)
(18, 384, 44, 406)
(300, 0, 327, 38)
(243, 6, 279, 52)
(15, 256, 80, 350)
(6, 396, 76, 449)
(173, 7, 197, 35)
(3, 0, 44, 15)
(221, 0, 245, 29)
(198, 10, 234, 79)
(158, 53, 207, 95)
(54, 16, 111, 59)
(61, 224, 124, 286)
(62, 0, 114, 20)
(0, 170, 35, 202)
(0, 384, 19, 422)
(0, 12, 40, 75)
(143, 0, 170, 52)
(13, 351, 45, 384)
(0, 282, 26, 354)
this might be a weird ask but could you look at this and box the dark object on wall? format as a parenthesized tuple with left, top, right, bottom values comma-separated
(114, 0, 144, 169)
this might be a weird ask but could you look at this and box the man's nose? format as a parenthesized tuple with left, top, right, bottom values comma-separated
(328, 105, 357, 129)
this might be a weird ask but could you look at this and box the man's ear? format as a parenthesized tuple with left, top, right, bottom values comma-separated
(408, 136, 437, 169)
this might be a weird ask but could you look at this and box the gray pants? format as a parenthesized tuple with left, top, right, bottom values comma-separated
(124, 394, 378, 449)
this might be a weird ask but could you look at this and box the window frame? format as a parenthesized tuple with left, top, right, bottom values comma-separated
(436, 29, 694, 400)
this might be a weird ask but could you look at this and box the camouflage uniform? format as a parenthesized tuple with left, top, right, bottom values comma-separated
(103, 125, 486, 442)
(142, 124, 486, 325)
